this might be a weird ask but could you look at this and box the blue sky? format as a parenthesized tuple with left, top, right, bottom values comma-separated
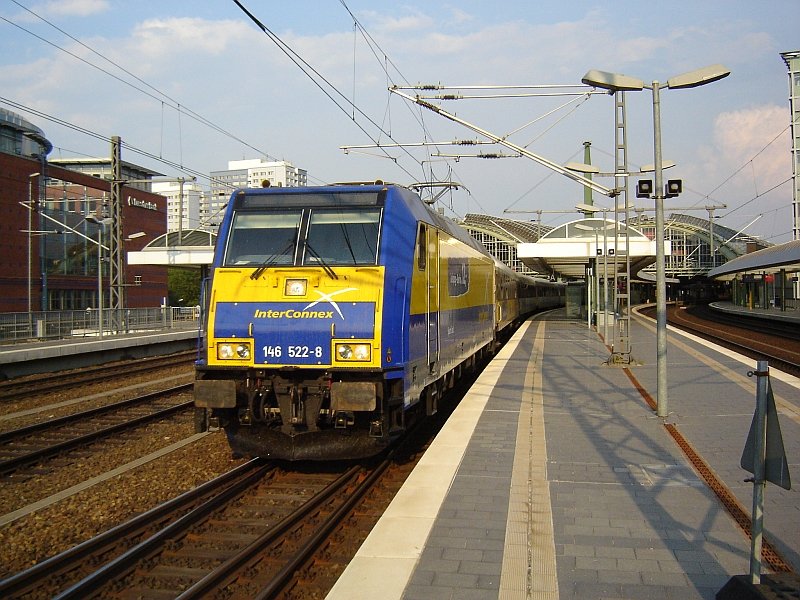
(1, 0, 797, 242)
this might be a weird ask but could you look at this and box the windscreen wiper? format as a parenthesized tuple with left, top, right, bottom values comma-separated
(249, 239, 296, 280)
(339, 222, 358, 264)
(304, 242, 339, 280)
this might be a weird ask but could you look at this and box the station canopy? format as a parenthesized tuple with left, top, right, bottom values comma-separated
(128, 229, 216, 267)
(708, 239, 800, 280)
(517, 218, 662, 279)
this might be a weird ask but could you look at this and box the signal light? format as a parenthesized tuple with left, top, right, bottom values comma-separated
(636, 179, 653, 198)
(665, 179, 682, 198)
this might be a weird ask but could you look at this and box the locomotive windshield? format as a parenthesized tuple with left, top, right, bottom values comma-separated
(223, 207, 381, 267)
(304, 209, 380, 265)
(224, 211, 301, 266)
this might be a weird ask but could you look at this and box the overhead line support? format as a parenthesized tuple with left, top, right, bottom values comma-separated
(389, 87, 618, 199)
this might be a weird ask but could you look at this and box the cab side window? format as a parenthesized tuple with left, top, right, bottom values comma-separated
(417, 224, 427, 271)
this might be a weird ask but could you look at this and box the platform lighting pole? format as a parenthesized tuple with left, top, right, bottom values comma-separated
(651, 79, 670, 417)
(86, 216, 113, 337)
(582, 65, 730, 418)
(781, 52, 800, 303)
(27, 172, 40, 319)
(576, 203, 611, 343)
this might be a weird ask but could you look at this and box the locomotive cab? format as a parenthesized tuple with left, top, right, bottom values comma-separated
(194, 187, 397, 459)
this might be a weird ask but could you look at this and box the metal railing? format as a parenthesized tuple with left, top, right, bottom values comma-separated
(0, 307, 200, 344)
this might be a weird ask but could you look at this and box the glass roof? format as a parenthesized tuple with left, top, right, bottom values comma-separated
(539, 218, 650, 241)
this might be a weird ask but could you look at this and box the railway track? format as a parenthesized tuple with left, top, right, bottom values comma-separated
(642, 303, 800, 377)
(0, 384, 193, 476)
(0, 351, 195, 401)
(1, 461, 379, 599)
(1, 361, 463, 599)
(0, 323, 486, 598)
(673, 304, 800, 376)
(0, 459, 270, 598)
(693, 303, 800, 340)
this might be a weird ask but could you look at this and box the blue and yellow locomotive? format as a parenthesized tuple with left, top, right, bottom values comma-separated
(194, 183, 563, 460)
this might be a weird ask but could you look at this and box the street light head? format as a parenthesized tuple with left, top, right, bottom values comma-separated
(666, 64, 730, 89)
(582, 69, 645, 92)
(640, 160, 676, 173)
(565, 162, 600, 174)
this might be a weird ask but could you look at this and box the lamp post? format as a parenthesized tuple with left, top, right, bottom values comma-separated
(576, 203, 612, 343)
(27, 173, 40, 319)
(86, 216, 113, 337)
(582, 64, 730, 418)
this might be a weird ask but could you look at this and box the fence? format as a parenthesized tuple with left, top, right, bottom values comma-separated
(0, 307, 200, 344)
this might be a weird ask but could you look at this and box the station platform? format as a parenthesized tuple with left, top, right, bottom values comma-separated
(710, 300, 800, 324)
(327, 309, 799, 600)
(0, 327, 197, 379)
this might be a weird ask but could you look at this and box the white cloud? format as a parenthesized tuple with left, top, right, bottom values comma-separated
(710, 105, 790, 186)
(361, 9, 434, 33)
(1, 2, 792, 238)
(685, 104, 793, 241)
(131, 18, 253, 57)
(446, 6, 474, 25)
(32, 0, 110, 17)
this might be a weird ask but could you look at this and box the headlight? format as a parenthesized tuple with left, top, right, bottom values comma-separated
(285, 278, 307, 296)
(335, 343, 371, 362)
(217, 342, 251, 360)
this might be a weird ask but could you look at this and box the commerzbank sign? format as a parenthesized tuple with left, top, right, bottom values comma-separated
(127, 196, 159, 211)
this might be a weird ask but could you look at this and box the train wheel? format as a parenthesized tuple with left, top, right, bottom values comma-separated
(194, 407, 208, 433)
(424, 381, 442, 416)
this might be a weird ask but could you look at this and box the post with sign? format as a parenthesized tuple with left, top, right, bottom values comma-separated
(739, 361, 791, 582)
(718, 361, 793, 599)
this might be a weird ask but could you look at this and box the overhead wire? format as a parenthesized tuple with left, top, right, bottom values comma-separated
(703, 125, 790, 203)
(4, 1, 279, 162)
(9, 0, 559, 220)
(3, 2, 337, 200)
(592, 128, 792, 240)
(3, 1, 457, 223)
(334, 1, 591, 218)
(0, 95, 238, 228)
(229, 0, 421, 184)
(698, 125, 793, 236)
(336, 0, 479, 209)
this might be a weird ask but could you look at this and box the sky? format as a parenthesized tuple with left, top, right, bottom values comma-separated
(1, 0, 797, 243)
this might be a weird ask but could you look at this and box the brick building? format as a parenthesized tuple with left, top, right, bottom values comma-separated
(0, 151, 168, 313)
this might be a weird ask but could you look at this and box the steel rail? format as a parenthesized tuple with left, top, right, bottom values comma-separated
(175, 464, 365, 599)
(253, 459, 391, 600)
(0, 394, 193, 475)
(667, 308, 800, 375)
(0, 383, 192, 443)
(56, 466, 358, 600)
(53, 461, 275, 600)
(0, 351, 194, 400)
(0, 459, 269, 598)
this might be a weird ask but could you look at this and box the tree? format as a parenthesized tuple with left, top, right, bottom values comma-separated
(168, 267, 200, 306)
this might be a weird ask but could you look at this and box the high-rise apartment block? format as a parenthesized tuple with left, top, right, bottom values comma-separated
(151, 179, 203, 233)
(206, 159, 307, 229)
